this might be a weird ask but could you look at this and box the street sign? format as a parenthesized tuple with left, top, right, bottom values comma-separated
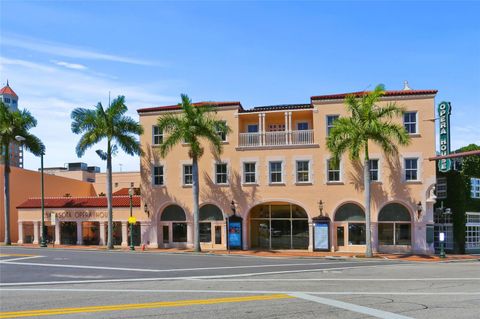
(128, 217, 137, 224)
(51, 213, 56, 226)
(438, 101, 452, 172)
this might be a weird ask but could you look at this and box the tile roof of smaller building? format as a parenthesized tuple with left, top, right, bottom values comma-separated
(241, 103, 313, 113)
(17, 196, 141, 209)
(0, 82, 18, 98)
(137, 101, 243, 113)
(112, 187, 140, 196)
(311, 89, 438, 101)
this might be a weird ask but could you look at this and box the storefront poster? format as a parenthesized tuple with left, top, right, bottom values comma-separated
(314, 223, 329, 250)
(228, 221, 242, 248)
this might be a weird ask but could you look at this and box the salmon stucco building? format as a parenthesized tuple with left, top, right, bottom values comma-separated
(138, 87, 438, 254)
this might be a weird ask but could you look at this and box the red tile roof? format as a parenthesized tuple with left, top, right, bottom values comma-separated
(0, 84, 18, 98)
(112, 188, 140, 196)
(311, 90, 438, 101)
(137, 101, 243, 113)
(17, 196, 141, 209)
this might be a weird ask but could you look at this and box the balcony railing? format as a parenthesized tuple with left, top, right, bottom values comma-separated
(239, 130, 314, 147)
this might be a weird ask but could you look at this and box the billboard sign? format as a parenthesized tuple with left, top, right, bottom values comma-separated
(438, 101, 452, 172)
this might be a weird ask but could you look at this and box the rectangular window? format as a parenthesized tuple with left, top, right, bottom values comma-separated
(4, 97, 11, 103)
(326, 115, 339, 136)
(172, 223, 187, 242)
(153, 166, 164, 186)
(152, 126, 163, 145)
(471, 178, 480, 199)
(216, 121, 227, 141)
(348, 223, 366, 245)
(327, 159, 340, 182)
(183, 165, 193, 185)
(436, 177, 447, 199)
(297, 122, 309, 130)
(215, 163, 228, 184)
(269, 161, 283, 183)
(162, 225, 169, 243)
(243, 162, 256, 184)
(296, 160, 310, 183)
(215, 225, 222, 245)
(405, 158, 418, 181)
(247, 124, 259, 133)
(369, 159, 379, 181)
(403, 112, 418, 134)
(200, 223, 212, 242)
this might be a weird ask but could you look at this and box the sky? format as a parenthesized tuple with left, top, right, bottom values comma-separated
(1, 0, 479, 172)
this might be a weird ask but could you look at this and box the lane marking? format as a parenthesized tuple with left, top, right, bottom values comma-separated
(200, 277, 480, 282)
(2, 288, 479, 296)
(0, 260, 381, 273)
(0, 293, 292, 318)
(0, 265, 392, 286)
(0, 256, 42, 262)
(291, 292, 413, 319)
(0, 254, 37, 257)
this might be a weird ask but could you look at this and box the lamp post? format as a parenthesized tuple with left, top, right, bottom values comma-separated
(128, 187, 135, 251)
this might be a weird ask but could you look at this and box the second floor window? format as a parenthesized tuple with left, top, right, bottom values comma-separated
(216, 121, 227, 142)
(326, 115, 339, 136)
(153, 126, 163, 145)
(436, 177, 447, 199)
(405, 158, 418, 181)
(297, 122, 309, 130)
(327, 159, 340, 182)
(471, 178, 480, 199)
(369, 159, 379, 181)
(243, 162, 256, 184)
(183, 165, 193, 185)
(403, 112, 417, 134)
(296, 160, 310, 183)
(215, 163, 228, 184)
(153, 166, 164, 186)
(269, 161, 283, 183)
(247, 124, 259, 133)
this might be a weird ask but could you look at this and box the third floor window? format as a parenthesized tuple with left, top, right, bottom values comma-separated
(269, 161, 283, 184)
(215, 163, 228, 184)
(153, 126, 163, 145)
(243, 162, 256, 184)
(369, 159, 379, 182)
(326, 115, 339, 136)
(403, 112, 418, 134)
(183, 165, 193, 185)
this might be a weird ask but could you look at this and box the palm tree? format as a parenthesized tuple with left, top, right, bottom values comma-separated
(157, 94, 230, 252)
(326, 84, 410, 257)
(1, 102, 44, 245)
(71, 95, 143, 249)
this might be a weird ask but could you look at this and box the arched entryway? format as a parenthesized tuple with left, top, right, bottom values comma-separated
(159, 204, 188, 247)
(200, 204, 225, 249)
(378, 203, 412, 250)
(334, 203, 366, 252)
(249, 202, 309, 250)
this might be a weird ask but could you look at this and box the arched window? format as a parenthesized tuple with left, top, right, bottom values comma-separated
(160, 205, 187, 243)
(334, 203, 365, 246)
(378, 203, 411, 246)
(200, 204, 224, 221)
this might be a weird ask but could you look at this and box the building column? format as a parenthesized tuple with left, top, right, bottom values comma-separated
(33, 221, 39, 244)
(99, 221, 106, 246)
(242, 218, 248, 250)
(371, 222, 378, 253)
(76, 222, 83, 245)
(258, 113, 263, 146)
(288, 111, 293, 144)
(187, 222, 193, 248)
(121, 222, 128, 247)
(261, 113, 266, 146)
(54, 222, 61, 245)
(17, 221, 24, 244)
(140, 222, 150, 246)
(308, 221, 314, 252)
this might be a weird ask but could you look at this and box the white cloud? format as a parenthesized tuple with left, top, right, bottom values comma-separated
(2, 34, 159, 66)
(53, 60, 87, 70)
(0, 56, 178, 172)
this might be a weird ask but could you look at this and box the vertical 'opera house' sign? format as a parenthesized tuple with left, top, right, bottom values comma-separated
(438, 101, 452, 172)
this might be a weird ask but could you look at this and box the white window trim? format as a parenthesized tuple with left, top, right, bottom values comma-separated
(152, 125, 163, 146)
(369, 158, 381, 183)
(216, 121, 228, 143)
(403, 111, 419, 135)
(242, 161, 258, 185)
(403, 157, 421, 182)
(471, 178, 480, 199)
(326, 114, 340, 136)
(214, 161, 229, 185)
(152, 164, 165, 187)
(268, 160, 284, 185)
(182, 163, 193, 186)
(326, 158, 342, 184)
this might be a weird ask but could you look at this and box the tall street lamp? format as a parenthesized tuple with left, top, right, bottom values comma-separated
(128, 187, 135, 251)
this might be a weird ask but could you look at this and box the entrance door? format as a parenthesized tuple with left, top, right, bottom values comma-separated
(336, 225, 345, 248)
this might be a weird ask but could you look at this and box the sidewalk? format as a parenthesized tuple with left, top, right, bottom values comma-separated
(6, 243, 479, 262)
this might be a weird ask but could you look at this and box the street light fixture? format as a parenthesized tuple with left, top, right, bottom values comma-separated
(128, 187, 135, 251)
(416, 201, 423, 220)
(230, 200, 236, 216)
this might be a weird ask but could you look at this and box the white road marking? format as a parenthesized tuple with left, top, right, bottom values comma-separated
(202, 277, 480, 281)
(2, 288, 479, 296)
(0, 260, 379, 273)
(0, 265, 390, 286)
(0, 255, 42, 262)
(291, 292, 413, 319)
(50, 275, 106, 279)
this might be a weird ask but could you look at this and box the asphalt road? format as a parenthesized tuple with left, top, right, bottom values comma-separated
(1, 246, 479, 319)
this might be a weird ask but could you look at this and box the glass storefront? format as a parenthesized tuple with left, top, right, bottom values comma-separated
(160, 205, 187, 244)
(378, 203, 412, 246)
(250, 203, 308, 250)
(334, 203, 366, 248)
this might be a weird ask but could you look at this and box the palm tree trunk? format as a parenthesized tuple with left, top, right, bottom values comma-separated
(364, 147, 373, 257)
(192, 156, 201, 252)
(3, 145, 11, 245)
(106, 141, 114, 249)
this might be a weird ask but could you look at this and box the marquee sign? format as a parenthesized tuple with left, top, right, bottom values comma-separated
(438, 101, 452, 172)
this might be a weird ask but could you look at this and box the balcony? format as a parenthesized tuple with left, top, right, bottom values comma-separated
(239, 130, 314, 148)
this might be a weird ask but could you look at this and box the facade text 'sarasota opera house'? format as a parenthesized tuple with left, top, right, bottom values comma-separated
(138, 89, 438, 254)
